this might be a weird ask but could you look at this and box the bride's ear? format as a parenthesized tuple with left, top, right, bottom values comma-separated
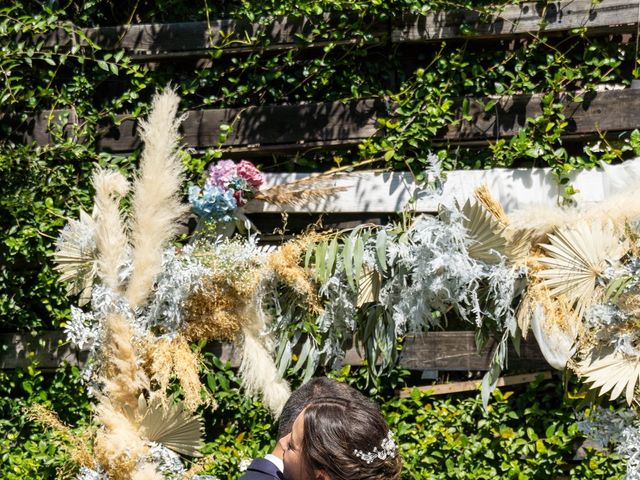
(314, 470, 330, 480)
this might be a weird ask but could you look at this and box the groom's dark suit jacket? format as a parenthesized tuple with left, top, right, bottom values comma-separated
(238, 458, 284, 480)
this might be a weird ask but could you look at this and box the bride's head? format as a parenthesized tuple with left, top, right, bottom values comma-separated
(279, 397, 401, 480)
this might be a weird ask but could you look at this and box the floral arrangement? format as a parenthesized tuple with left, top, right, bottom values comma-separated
(188, 159, 263, 223)
(44, 88, 640, 479)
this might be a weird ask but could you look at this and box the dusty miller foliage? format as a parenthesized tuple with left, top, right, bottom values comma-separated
(585, 256, 640, 358)
(141, 245, 210, 336)
(578, 407, 640, 480)
(65, 246, 210, 390)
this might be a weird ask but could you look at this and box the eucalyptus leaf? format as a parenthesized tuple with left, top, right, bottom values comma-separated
(376, 229, 388, 273)
(292, 337, 312, 374)
(353, 236, 364, 286)
(315, 241, 327, 283)
(326, 237, 338, 274)
(343, 236, 355, 290)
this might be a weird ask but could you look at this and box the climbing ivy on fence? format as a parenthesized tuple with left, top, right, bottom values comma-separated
(1, 1, 639, 333)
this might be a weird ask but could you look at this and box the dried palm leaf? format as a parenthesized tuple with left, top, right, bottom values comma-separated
(462, 199, 507, 264)
(53, 209, 98, 306)
(504, 227, 535, 264)
(515, 293, 534, 339)
(137, 395, 203, 457)
(253, 173, 350, 207)
(357, 266, 381, 307)
(578, 349, 640, 405)
(536, 221, 626, 318)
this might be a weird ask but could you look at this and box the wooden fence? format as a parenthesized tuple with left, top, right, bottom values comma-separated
(17, 88, 640, 154)
(9, 0, 640, 383)
(38, 0, 639, 58)
(14, 0, 640, 154)
(0, 330, 549, 374)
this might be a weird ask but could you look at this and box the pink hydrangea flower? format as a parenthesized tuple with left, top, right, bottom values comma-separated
(207, 159, 237, 189)
(236, 160, 264, 189)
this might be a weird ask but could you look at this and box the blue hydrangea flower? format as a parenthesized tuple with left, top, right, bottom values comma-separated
(188, 184, 237, 222)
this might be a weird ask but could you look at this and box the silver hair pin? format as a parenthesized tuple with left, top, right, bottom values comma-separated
(353, 431, 397, 464)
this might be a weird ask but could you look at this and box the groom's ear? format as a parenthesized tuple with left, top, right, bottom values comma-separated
(314, 470, 330, 480)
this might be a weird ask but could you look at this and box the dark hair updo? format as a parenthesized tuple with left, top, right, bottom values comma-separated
(300, 397, 401, 480)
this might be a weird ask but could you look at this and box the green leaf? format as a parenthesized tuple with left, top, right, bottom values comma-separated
(342, 236, 354, 290)
(484, 99, 497, 112)
(326, 237, 338, 274)
(96, 60, 109, 71)
(376, 229, 387, 273)
(353, 235, 364, 286)
(315, 241, 327, 282)
(292, 337, 312, 374)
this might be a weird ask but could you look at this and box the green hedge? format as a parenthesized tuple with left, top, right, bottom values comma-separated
(0, 362, 625, 479)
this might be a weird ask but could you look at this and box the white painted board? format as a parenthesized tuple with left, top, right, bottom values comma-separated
(243, 158, 640, 214)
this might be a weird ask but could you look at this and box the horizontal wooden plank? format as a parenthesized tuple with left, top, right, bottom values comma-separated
(0, 331, 87, 370)
(39, 15, 386, 58)
(398, 331, 548, 371)
(243, 156, 640, 213)
(34, 1, 637, 60)
(394, 0, 638, 43)
(1, 330, 548, 372)
(398, 371, 553, 397)
(0, 331, 241, 371)
(444, 87, 640, 142)
(16, 89, 640, 152)
(95, 99, 387, 153)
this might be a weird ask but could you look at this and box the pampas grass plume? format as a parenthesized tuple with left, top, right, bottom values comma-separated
(94, 398, 148, 480)
(239, 326, 291, 417)
(92, 168, 130, 292)
(509, 184, 640, 243)
(102, 313, 150, 409)
(126, 87, 189, 309)
(132, 463, 164, 480)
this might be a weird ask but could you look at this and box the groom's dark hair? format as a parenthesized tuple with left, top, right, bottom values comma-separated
(276, 377, 372, 440)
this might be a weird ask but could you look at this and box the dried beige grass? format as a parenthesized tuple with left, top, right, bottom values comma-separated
(92, 168, 130, 292)
(267, 234, 322, 313)
(101, 313, 150, 410)
(145, 336, 204, 412)
(25, 403, 95, 469)
(171, 336, 204, 412)
(528, 282, 579, 336)
(126, 88, 189, 309)
(182, 454, 216, 479)
(254, 173, 349, 207)
(618, 292, 640, 318)
(182, 275, 246, 341)
(474, 183, 509, 225)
